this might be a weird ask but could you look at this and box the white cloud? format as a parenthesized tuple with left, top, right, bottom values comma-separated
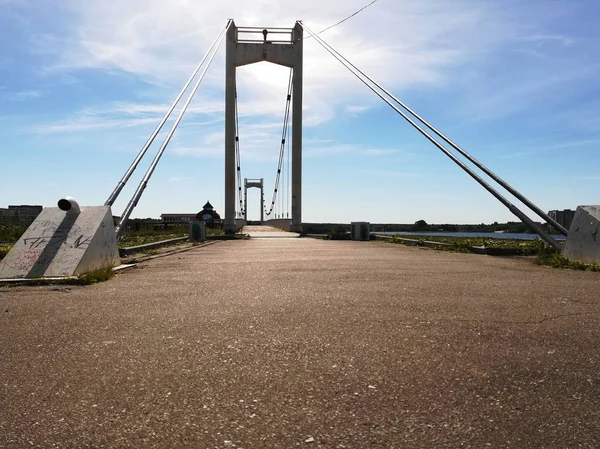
(31, 0, 537, 124)
(522, 34, 575, 47)
(363, 148, 401, 156)
(24, 0, 597, 142)
(345, 104, 370, 115)
(35, 115, 158, 133)
(6, 89, 43, 100)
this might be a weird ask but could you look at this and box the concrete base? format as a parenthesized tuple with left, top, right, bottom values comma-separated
(563, 205, 600, 264)
(290, 223, 303, 233)
(224, 224, 238, 234)
(0, 206, 120, 279)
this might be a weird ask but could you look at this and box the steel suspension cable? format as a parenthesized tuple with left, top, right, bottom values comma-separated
(301, 23, 567, 237)
(286, 119, 291, 217)
(302, 23, 563, 251)
(235, 90, 244, 216)
(115, 23, 230, 237)
(279, 129, 284, 216)
(105, 20, 232, 207)
(266, 69, 294, 217)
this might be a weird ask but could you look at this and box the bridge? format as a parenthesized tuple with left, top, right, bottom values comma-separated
(1, 17, 599, 280)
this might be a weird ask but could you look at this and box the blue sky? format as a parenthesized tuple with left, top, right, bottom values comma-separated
(1, 0, 599, 224)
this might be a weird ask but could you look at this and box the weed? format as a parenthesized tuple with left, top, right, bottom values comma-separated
(388, 234, 598, 272)
(536, 252, 600, 272)
(77, 266, 116, 284)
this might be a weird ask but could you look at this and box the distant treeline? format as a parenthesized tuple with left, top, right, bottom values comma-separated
(303, 220, 560, 235)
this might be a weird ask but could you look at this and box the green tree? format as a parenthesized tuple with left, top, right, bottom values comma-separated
(413, 219, 428, 231)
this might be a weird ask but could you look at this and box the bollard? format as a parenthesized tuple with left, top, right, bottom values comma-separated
(189, 221, 206, 242)
(351, 222, 370, 241)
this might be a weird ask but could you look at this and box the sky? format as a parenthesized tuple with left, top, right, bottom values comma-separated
(1, 0, 599, 224)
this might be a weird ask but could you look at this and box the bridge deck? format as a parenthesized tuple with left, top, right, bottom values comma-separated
(242, 225, 299, 238)
(1, 238, 599, 447)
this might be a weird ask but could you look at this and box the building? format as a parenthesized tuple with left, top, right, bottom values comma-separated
(0, 205, 43, 225)
(160, 202, 222, 229)
(548, 209, 576, 231)
(160, 213, 198, 223)
(196, 201, 222, 229)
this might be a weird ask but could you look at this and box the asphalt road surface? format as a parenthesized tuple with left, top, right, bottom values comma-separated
(1, 232, 599, 448)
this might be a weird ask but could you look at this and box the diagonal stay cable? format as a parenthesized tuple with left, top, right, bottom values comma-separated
(302, 23, 563, 251)
(266, 69, 293, 217)
(115, 22, 230, 237)
(106, 19, 233, 207)
(304, 0, 379, 39)
(301, 22, 567, 237)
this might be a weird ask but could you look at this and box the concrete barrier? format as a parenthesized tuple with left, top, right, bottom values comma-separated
(563, 205, 600, 264)
(119, 237, 189, 257)
(0, 205, 120, 279)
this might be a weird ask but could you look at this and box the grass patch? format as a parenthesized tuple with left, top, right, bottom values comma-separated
(0, 244, 12, 261)
(536, 252, 600, 271)
(141, 249, 159, 256)
(77, 265, 116, 284)
(1, 265, 116, 286)
(118, 231, 188, 248)
(389, 234, 544, 255)
(534, 243, 600, 272)
(118, 226, 225, 248)
(389, 234, 599, 272)
(0, 222, 27, 244)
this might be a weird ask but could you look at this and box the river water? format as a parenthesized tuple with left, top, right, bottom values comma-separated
(375, 231, 567, 241)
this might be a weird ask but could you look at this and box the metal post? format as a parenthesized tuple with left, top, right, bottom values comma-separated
(291, 22, 303, 233)
(224, 23, 237, 233)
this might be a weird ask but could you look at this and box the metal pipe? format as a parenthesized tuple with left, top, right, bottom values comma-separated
(300, 23, 568, 237)
(115, 23, 230, 237)
(105, 20, 232, 207)
(57, 196, 81, 215)
(302, 24, 563, 252)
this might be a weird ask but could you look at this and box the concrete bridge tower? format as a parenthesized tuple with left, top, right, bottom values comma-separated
(223, 21, 303, 233)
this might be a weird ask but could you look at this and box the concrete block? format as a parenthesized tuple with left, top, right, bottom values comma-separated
(0, 206, 120, 279)
(563, 205, 600, 264)
(351, 222, 370, 241)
